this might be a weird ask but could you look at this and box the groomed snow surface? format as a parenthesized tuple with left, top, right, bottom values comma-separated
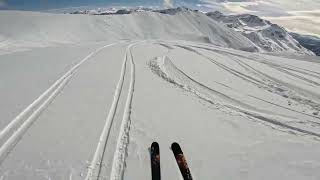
(0, 10, 320, 180)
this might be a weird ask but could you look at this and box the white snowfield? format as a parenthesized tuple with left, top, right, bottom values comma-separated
(0, 10, 320, 180)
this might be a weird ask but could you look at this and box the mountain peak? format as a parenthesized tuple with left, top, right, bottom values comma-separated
(207, 11, 314, 55)
(153, 7, 194, 15)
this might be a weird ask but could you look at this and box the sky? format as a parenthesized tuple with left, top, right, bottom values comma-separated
(0, 0, 165, 10)
(0, 0, 319, 36)
(196, 0, 320, 36)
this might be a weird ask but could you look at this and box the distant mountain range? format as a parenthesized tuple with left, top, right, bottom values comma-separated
(69, 7, 319, 56)
(206, 11, 314, 55)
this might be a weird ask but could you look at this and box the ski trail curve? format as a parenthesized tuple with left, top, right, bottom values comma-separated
(0, 43, 119, 145)
(109, 43, 137, 180)
(181, 44, 320, 112)
(149, 54, 320, 138)
(0, 74, 72, 164)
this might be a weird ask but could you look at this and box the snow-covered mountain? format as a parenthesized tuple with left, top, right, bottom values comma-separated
(69, 7, 153, 15)
(67, 7, 315, 56)
(207, 11, 315, 55)
(1, 9, 320, 180)
(68, 7, 189, 15)
(0, 9, 259, 55)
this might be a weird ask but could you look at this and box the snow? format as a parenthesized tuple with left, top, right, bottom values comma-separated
(0, 9, 258, 55)
(207, 11, 315, 55)
(0, 10, 320, 180)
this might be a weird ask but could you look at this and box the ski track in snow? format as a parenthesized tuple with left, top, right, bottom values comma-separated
(189, 45, 320, 112)
(0, 74, 72, 163)
(2, 9, 320, 179)
(0, 42, 119, 165)
(86, 42, 138, 180)
(149, 41, 320, 139)
(85, 47, 128, 180)
(109, 42, 137, 180)
(2, 40, 320, 179)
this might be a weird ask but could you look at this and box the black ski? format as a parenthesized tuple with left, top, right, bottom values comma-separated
(150, 142, 161, 180)
(171, 142, 193, 180)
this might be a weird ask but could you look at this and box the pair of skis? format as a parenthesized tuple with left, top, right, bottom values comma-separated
(150, 142, 193, 180)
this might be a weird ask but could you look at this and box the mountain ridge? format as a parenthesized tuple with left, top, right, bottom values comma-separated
(68, 7, 316, 56)
(0, 8, 317, 56)
(206, 11, 314, 56)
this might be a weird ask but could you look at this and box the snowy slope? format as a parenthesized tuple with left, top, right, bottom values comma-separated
(207, 11, 315, 55)
(0, 10, 320, 180)
(0, 11, 119, 55)
(0, 9, 258, 55)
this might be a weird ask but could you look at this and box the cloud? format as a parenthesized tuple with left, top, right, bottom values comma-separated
(199, 0, 278, 15)
(195, 0, 320, 36)
(163, 0, 174, 8)
(223, 1, 259, 14)
(199, 0, 320, 14)
(263, 10, 320, 37)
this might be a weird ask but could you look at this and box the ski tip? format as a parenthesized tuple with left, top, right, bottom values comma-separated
(151, 142, 159, 148)
(171, 142, 183, 154)
(151, 142, 160, 154)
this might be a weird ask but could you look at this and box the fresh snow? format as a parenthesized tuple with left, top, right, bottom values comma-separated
(0, 9, 320, 180)
(207, 11, 315, 56)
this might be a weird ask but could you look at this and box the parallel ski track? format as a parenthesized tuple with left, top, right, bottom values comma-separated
(109, 42, 137, 180)
(86, 42, 138, 180)
(0, 42, 119, 165)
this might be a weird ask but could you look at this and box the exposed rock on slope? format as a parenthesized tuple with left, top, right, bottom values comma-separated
(207, 11, 314, 55)
(290, 33, 320, 56)
(66, 7, 315, 56)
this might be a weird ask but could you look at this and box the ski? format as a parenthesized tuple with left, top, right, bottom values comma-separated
(171, 142, 193, 180)
(150, 142, 161, 180)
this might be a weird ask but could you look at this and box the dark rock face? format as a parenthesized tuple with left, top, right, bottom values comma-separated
(290, 33, 320, 56)
(153, 7, 193, 15)
(206, 11, 315, 55)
